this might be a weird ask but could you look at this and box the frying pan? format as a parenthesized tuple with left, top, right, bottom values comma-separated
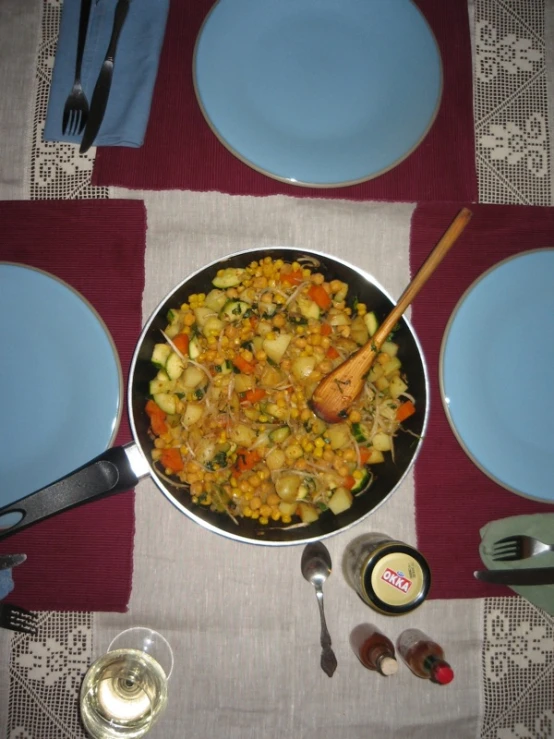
(0, 248, 429, 546)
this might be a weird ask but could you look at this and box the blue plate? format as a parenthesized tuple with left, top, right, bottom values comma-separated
(440, 250, 554, 503)
(193, 0, 442, 187)
(0, 264, 122, 516)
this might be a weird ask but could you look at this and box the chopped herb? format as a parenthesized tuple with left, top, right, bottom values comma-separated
(194, 388, 205, 400)
(241, 341, 253, 351)
(338, 409, 348, 419)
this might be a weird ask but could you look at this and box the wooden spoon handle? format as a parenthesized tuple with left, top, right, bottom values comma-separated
(371, 207, 473, 350)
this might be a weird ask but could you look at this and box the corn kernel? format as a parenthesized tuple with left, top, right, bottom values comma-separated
(270, 509, 281, 521)
(282, 514, 292, 524)
(259, 516, 269, 525)
(314, 447, 323, 458)
(314, 437, 325, 448)
(243, 506, 253, 517)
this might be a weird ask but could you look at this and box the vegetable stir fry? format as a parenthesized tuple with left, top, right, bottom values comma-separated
(146, 257, 416, 527)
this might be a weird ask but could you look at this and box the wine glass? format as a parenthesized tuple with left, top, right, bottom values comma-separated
(80, 627, 173, 739)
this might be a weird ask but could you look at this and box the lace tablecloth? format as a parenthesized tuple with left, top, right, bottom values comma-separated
(1, 1, 553, 738)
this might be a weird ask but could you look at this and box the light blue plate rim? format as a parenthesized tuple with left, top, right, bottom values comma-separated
(439, 249, 554, 504)
(0, 262, 123, 505)
(193, 0, 443, 188)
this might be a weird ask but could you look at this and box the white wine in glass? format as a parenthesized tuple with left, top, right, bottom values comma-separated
(80, 629, 173, 739)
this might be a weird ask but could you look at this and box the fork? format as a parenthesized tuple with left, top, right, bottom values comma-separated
(62, 0, 93, 135)
(491, 535, 554, 562)
(0, 603, 38, 635)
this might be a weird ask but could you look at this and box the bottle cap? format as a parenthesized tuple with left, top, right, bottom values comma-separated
(378, 656, 399, 676)
(432, 663, 454, 685)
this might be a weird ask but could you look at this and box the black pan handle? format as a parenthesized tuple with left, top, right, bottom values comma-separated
(0, 443, 149, 540)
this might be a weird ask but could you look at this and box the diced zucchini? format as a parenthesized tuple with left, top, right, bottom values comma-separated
(182, 402, 204, 426)
(325, 423, 351, 450)
(329, 312, 349, 326)
(389, 376, 408, 399)
(189, 336, 201, 359)
(166, 352, 184, 380)
(152, 392, 178, 415)
(297, 297, 320, 320)
(364, 311, 379, 336)
(269, 426, 291, 443)
(328, 486, 354, 515)
(350, 315, 369, 346)
(262, 333, 292, 364)
(351, 422, 370, 443)
(372, 432, 392, 452)
(164, 324, 181, 339)
(291, 356, 316, 381)
(234, 373, 255, 393)
(383, 356, 402, 377)
(366, 448, 385, 464)
(368, 364, 384, 383)
(212, 268, 244, 288)
(305, 416, 327, 436)
(149, 376, 172, 395)
(381, 341, 399, 357)
(194, 306, 215, 327)
(181, 365, 205, 389)
(264, 403, 288, 420)
(214, 359, 232, 374)
(204, 289, 228, 312)
(297, 502, 319, 524)
(351, 469, 371, 494)
(166, 308, 178, 323)
(259, 302, 277, 316)
(220, 300, 251, 321)
(151, 343, 171, 368)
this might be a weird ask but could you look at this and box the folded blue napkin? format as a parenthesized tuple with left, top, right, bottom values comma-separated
(0, 569, 14, 600)
(44, 0, 170, 147)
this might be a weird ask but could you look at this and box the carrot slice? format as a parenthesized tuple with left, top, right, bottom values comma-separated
(235, 448, 261, 473)
(172, 333, 189, 355)
(396, 400, 416, 422)
(242, 388, 266, 404)
(308, 284, 332, 311)
(233, 356, 256, 374)
(359, 447, 371, 465)
(326, 346, 339, 359)
(280, 269, 303, 286)
(344, 475, 356, 490)
(321, 323, 332, 336)
(160, 447, 184, 472)
(146, 399, 168, 435)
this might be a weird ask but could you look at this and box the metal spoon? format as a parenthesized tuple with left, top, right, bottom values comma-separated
(310, 207, 473, 423)
(301, 542, 338, 677)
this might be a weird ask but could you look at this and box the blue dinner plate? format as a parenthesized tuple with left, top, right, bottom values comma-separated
(440, 250, 554, 503)
(0, 264, 122, 519)
(193, 0, 442, 187)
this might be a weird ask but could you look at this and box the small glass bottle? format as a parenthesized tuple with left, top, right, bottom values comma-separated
(350, 624, 398, 676)
(397, 628, 454, 685)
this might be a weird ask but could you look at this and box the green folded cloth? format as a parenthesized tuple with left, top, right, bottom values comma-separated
(480, 514, 554, 614)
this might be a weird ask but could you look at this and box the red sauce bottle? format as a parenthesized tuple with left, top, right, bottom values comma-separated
(397, 629, 454, 685)
(350, 624, 399, 676)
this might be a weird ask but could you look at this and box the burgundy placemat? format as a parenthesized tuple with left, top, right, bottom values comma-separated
(410, 202, 554, 600)
(93, 0, 477, 202)
(0, 200, 146, 611)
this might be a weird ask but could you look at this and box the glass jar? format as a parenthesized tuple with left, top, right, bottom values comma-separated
(343, 532, 431, 615)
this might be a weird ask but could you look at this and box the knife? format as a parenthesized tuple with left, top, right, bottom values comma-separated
(474, 567, 554, 586)
(79, 0, 130, 153)
(0, 554, 27, 571)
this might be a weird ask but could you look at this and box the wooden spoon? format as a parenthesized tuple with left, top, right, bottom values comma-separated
(310, 207, 473, 423)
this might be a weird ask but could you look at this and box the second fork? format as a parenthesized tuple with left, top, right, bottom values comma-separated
(62, 0, 92, 136)
(491, 535, 554, 562)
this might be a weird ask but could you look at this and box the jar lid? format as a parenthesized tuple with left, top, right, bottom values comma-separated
(361, 542, 431, 615)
